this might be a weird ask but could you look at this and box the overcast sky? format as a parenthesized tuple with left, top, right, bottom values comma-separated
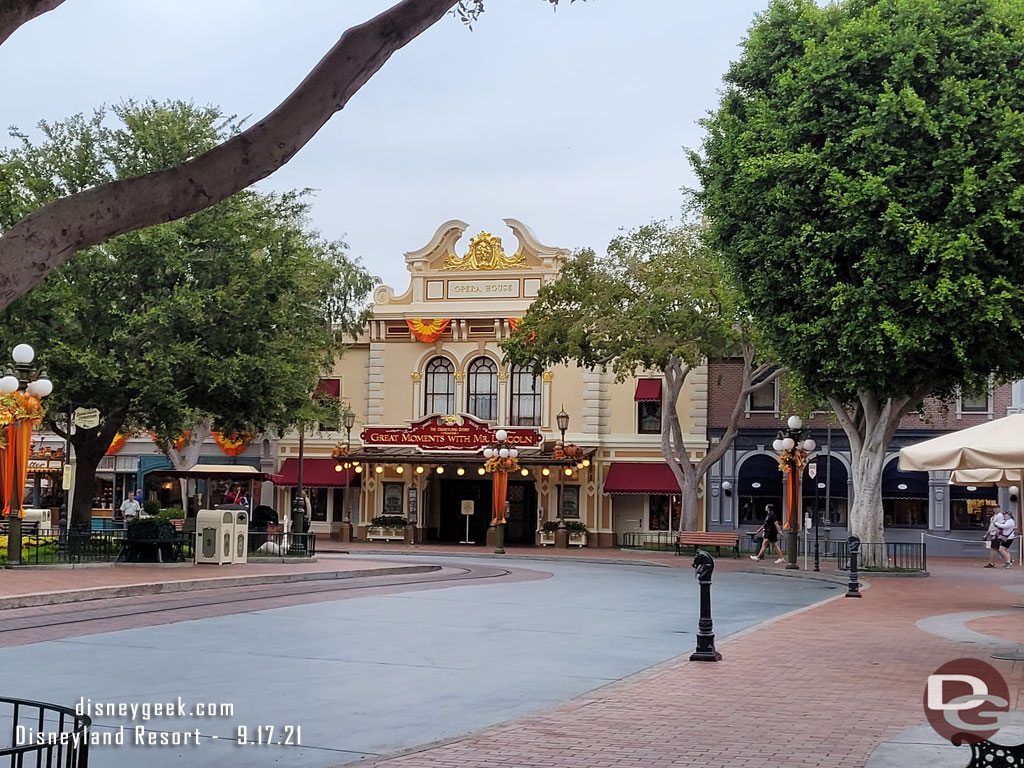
(2, 0, 769, 293)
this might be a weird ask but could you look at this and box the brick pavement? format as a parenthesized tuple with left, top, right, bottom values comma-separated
(349, 556, 1023, 768)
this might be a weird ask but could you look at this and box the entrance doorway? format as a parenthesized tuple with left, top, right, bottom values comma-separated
(437, 479, 491, 543)
(505, 481, 538, 545)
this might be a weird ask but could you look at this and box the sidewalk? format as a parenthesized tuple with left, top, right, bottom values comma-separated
(351, 555, 1024, 768)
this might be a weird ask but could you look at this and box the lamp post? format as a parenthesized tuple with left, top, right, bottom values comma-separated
(483, 429, 518, 554)
(555, 406, 570, 549)
(0, 344, 54, 566)
(772, 415, 815, 570)
(334, 405, 357, 543)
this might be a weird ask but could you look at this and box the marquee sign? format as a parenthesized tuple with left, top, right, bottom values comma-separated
(361, 414, 543, 452)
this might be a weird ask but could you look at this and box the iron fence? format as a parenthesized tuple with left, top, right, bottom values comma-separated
(248, 531, 317, 558)
(617, 532, 677, 551)
(0, 697, 90, 767)
(835, 541, 927, 572)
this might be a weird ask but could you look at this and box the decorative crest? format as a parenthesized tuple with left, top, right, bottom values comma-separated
(442, 231, 527, 271)
(692, 549, 715, 582)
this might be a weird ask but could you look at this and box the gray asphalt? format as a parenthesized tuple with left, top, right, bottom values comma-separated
(0, 555, 839, 767)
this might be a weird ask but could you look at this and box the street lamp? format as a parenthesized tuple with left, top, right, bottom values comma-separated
(483, 428, 518, 554)
(772, 415, 815, 570)
(555, 406, 570, 548)
(332, 404, 357, 542)
(0, 344, 53, 565)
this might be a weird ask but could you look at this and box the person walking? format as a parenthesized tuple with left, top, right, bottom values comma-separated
(750, 503, 786, 564)
(995, 509, 1016, 568)
(984, 507, 1008, 567)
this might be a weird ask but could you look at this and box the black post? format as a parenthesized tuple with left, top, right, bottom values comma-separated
(845, 535, 862, 598)
(690, 550, 722, 661)
(813, 457, 820, 572)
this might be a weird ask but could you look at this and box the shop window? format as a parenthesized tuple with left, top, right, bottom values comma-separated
(882, 499, 928, 528)
(648, 495, 681, 531)
(292, 487, 328, 522)
(383, 483, 404, 516)
(559, 485, 580, 520)
(951, 499, 996, 530)
(510, 365, 541, 426)
(425, 357, 455, 415)
(467, 357, 498, 421)
(748, 378, 777, 412)
(637, 401, 662, 434)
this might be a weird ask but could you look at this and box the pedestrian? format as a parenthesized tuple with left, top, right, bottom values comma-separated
(120, 494, 141, 523)
(750, 503, 786, 564)
(995, 509, 1016, 568)
(983, 507, 1008, 567)
(133, 488, 143, 505)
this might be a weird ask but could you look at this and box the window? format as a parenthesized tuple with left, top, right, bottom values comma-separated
(314, 378, 341, 431)
(383, 483, 404, 516)
(467, 357, 498, 421)
(637, 402, 662, 434)
(510, 365, 541, 426)
(748, 379, 777, 412)
(960, 388, 990, 413)
(291, 487, 328, 522)
(424, 357, 455, 415)
(559, 485, 580, 519)
(648, 495, 680, 531)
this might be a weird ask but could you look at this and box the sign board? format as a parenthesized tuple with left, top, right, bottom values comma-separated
(362, 413, 543, 452)
(807, 462, 818, 479)
(73, 408, 100, 429)
(408, 487, 418, 525)
(62, 464, 72, 491)
(447, 279, 520, 299)
(461, 500, 475, 516)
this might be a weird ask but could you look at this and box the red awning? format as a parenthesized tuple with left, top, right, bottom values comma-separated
(272, 458, 359, 487)
(634, 379, 662, 402)
(604, 462, 681, 495)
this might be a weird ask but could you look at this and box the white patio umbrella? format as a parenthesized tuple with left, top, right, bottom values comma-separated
(948, 468, 1022, 486)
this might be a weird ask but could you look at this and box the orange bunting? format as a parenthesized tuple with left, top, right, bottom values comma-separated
(105, 432, 127, 455)
(508, 317, 536, 343)
(492, 468, 508, 525)
(213, 431, 252, 457)
(406, 319, 451, 343)
(152, 431, 192, 452)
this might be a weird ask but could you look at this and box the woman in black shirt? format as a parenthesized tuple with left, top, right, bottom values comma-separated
(750, 503, 786, 563)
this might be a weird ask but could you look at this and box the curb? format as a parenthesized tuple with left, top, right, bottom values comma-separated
(0, 564, 441, 610)
(319, 549, 675, 568)
(738, 567, 855, 585)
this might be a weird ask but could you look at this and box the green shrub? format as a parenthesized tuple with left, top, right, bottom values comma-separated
(564, 520, 589, 534)
(155, 507, 185, 520)
(142, 500, 161, 517)
(370, 515, 407, 528)
(540, 521, 560, 533)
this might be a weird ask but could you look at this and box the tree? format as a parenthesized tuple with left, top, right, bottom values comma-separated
(502, 222, 781, 532)
(0, 0, 571, 309)
(0, 101, 376, 525)
(690, 0, 1024, 548)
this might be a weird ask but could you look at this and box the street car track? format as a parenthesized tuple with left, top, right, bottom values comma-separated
(0, 564, 520, 640)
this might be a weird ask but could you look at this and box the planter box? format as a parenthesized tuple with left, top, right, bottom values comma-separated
(568, 532, 588, 547)
(366, 526, 406, 542)
(539, 531, 556, 547)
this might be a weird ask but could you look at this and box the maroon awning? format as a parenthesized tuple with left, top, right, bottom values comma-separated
(272, 458, 359, 487)
(634, 378, 662, 402)
(604, 462, 680, 495)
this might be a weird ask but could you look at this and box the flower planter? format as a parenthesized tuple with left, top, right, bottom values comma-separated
(568, 532, 588, 547)
(539, 531, 556, 547)
(366, 526, 406, 542)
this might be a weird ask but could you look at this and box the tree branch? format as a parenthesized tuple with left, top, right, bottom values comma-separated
(0, 0, 458, 309)
(0, 0, 65, 46)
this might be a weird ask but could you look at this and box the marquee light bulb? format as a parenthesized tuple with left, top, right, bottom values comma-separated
(542, 467, 550, 476)
(436, 466, 444, 474)
(375, 465, 384, 474)
(396, 466, 404, 474)
(477, 467, 486, 475)
(415, 466, 424, 474)
(457, 467, 465, 476)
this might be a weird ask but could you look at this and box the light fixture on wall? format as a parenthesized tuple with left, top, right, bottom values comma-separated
(456, 467, 465, 476)
(415, 466, 424, 474)
(520, 468, 529, 477)
(354, 465, 363, 474)
(477, 467, 486, 476)
(435, 466, 444, 474)
(542, 467, 550, 477)
(563, 467, 573, 477)
(375, 465, 384, 474)
(395, 465, 404, 474)
(721, 480, 732, 497)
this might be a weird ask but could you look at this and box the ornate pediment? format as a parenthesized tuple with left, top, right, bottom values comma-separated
(441, 231, 527, 271)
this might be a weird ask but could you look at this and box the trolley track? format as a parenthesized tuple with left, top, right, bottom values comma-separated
(0, 564, 527, 646)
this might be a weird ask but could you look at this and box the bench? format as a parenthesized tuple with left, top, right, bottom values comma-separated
(676, 531, 740, 558)
(0, 520, 40, 536)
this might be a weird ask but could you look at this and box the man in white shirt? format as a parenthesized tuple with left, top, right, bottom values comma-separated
(120, 495, 141, 523)
(995, 510, 1016, 569)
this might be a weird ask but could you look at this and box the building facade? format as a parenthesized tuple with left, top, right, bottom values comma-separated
(274, 219, 710, 546)
(705, 358, 1018, 557)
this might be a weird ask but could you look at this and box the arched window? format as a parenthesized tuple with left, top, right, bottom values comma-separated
(424, 357, 455, 415)
(510, 365, 541, 426)
(467, 357, 498, 421)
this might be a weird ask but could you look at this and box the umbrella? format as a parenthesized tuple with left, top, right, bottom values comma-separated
(948, 468, 1022, 486)
(899, 414, 1024, 659)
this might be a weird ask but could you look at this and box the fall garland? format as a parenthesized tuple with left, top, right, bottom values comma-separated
(406, 319, 451, 343)
(213, 431, 252, 457)
(0, 391, 44, 427)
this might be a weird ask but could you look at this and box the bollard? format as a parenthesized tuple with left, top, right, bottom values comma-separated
(58, 501, 68, 559)
(845, 535, 862, 598)
(690, 550, 722, 662)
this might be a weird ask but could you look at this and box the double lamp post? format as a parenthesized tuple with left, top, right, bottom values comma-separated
(772, 415, 815, 570)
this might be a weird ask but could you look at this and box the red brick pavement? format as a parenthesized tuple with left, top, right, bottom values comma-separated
(355, 557, 1024, 768)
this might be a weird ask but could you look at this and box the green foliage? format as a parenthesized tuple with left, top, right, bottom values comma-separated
(126, 518, 178, 541)
(142, 500, 161, 518)
(0, 99, 377, 446)
(564, 520, 589, 534)
(156, 507, 185, 521)
(502, 222, 744, 379)
(691, 0, 1024, 403)
(540, 520, 561, 533)
(370, 515, 407, 529)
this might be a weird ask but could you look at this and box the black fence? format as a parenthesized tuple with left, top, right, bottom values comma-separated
(0, 697, 90, 767)
(248, 531, 317, 558)
(617, 532, 677, 551)
(836, 541, 927, 572)
(7, 530, 198, 565)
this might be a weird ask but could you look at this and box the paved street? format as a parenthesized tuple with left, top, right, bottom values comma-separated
(0, 555, 836, 768)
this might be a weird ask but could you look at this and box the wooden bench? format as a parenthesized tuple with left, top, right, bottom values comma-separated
(676, 531, 740, 558)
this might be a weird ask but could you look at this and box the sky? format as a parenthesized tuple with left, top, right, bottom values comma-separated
(1, 0, 771, 294)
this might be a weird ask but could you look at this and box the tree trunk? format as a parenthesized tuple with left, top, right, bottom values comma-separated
(165, 418, 213, 514)
(68, 410, 127, 528)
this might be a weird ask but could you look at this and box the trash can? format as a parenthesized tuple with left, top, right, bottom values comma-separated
(233, 510, 249, 563)
(195, 509, 233, 565)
